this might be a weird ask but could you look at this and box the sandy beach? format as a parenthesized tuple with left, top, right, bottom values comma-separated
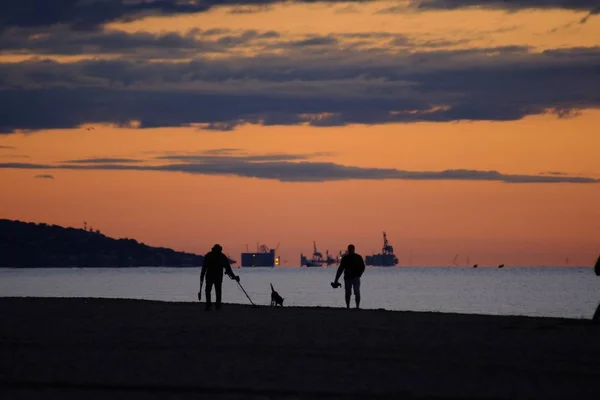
(1, 298, 599, 399)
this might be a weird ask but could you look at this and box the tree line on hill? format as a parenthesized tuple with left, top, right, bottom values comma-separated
(0, 219, 203, 268)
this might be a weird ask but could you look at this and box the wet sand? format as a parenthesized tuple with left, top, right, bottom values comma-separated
(1, 297, 599, 399)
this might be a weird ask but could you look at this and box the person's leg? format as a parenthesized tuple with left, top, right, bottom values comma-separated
(205, 279, 213, 310)
(215, 280, 223, 310)
(353, 278, 361, 309)
(344, 278, 351, 308)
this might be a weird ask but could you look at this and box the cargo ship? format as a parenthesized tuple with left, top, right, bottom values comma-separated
(241, 243, 280, 267)
(365, 232, 399, 267)
(301, 241, 325, 267)
(325, 250, 339, 266)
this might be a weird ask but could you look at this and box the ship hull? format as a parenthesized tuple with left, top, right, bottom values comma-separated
(365, 254, 398, 267)
(241, 250, 278, 267)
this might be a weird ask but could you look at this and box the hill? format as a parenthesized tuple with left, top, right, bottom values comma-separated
(0, 219, 203, 268)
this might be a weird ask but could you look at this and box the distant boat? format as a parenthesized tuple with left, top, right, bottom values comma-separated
(301, 241, 325, 267)
(324, 250, 339, 267)
(473, 264, 478, 268)
(241, 243, 280, 267)
(594, 254, 600, 276)
(365, 232, 399, 267)
(498, 264, 505, 269)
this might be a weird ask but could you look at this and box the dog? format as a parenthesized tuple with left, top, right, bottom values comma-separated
(270, 283, 284, 307)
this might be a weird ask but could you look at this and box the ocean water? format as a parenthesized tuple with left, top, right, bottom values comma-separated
(0, 267, 598, 319)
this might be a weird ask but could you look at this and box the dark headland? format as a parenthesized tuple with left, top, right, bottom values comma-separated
(0, 219, 203, 268)
(1, 298, 599, 399)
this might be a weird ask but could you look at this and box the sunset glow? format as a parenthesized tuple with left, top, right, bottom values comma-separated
(1, 0, 599, 266)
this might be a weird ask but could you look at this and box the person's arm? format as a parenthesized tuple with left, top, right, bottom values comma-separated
(358, 255, 366, 277)
(223, 255, 239, 281)
(200, 255, 207, 287)
(334, 257, 346, 283)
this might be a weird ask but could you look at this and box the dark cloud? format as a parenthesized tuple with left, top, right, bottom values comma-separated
(409, 1, 600, 24)
(0, 1, 366, 32)
(1, 162, 48, 169)
(0, 0, 210, 31)
(34, 174, 54, 179)
(0, 145, 16, 149)
(0, 44, 598, 132)
(288, 36, 339, 47)
(0, 27, 282, 57)
(0, 159, 597, 184)
(59, 151, 333, 164)
(411, 0, 599, 13)
(2, 1, 598, 33)
(2, 1, 597, 34)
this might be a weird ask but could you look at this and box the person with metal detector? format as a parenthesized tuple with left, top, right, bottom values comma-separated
(199, 244, 240, 311)
(331, 244, 366, 309)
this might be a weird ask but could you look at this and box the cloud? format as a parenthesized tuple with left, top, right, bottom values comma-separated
(410, 0, 600, 13)
(1, 1, 598, 32)
(288, 36, 339, 47)
(0, 0, 210, 31)
(202, 148, 243, 155)
(1, 154, 597, 184)
(61, 158, 141, 164)
(0, 27, 282, 57)
(0, 162, 48, 169)
(0, 145, 16, 149)
(1, 44, 599, 133)
(58, 150, 332, 164)
(228, 5, 274, 14)
(335, 5, 362, 14)
(408, 1, 599, 24)
(0, 1, 362, 31)
(33, 174, 54, 179)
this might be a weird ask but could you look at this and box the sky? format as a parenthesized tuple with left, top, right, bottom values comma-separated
(1, 0, 599, 266)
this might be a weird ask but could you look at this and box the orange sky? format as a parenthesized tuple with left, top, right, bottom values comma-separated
(1, 1, 599, 266)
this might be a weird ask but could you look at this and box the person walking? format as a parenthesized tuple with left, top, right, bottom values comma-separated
(331, 244, 365, 309)
(200, 244, 239, 311)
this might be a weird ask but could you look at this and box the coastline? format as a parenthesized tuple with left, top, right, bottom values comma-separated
(1, 297, 599, 399)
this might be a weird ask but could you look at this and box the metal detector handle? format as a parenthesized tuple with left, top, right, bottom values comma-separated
(236, 281, 256, 307)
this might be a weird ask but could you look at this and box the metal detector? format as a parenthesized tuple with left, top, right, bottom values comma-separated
(236, 281, 258, 307)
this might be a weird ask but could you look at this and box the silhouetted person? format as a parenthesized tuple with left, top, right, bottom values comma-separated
(200, 244, 239, 311)
(332, 244, 366, 309)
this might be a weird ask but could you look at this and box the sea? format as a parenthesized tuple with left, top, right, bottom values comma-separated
(0, 267, 598, 319)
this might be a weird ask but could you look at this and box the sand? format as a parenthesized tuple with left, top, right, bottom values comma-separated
(1, 297, 599, 399)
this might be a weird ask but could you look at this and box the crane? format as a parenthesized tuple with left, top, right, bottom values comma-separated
(382, 232, 394, 254)
(313, 241, 323, 261)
